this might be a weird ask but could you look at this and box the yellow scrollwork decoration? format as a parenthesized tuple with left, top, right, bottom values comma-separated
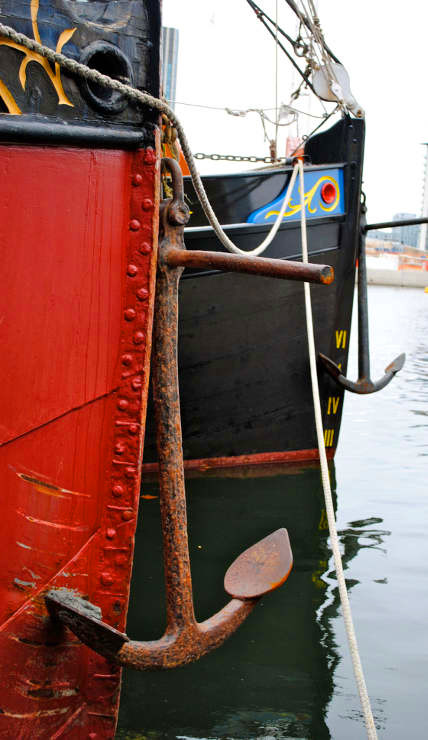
(0, 0, 76, 115)
(266, 175, 340, 220)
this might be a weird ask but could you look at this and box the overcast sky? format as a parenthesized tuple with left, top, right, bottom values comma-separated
(162, 1, 428, 223)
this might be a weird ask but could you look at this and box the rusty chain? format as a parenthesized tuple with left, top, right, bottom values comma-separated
(194, 152, 287, 163)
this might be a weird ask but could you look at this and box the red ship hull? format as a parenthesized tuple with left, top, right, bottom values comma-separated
(0, 144, 159, 737)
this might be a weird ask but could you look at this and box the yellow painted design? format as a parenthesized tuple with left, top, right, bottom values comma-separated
(265, 175, 340, 220)
(323, 428, 334, 447)
(327, 396, 340, 415)
(318, 510, 329, 531)
(335, 329, 347, 349)
(0, 79, 22, 114)
(0, 0, 75, 114)
(311, 558, 328, 589)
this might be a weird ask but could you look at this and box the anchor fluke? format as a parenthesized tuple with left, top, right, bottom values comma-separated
(225, 528, 293, 599)
(45, 530, 294, 671)
(385, 352, 406, 375)
(45, 589, 129, 660)
(319, 351, 406, 394)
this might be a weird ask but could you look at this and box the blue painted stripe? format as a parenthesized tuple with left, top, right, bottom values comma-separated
(247, 167, 345, 224)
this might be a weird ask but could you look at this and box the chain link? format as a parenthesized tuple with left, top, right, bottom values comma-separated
(193, 152, 287, 164)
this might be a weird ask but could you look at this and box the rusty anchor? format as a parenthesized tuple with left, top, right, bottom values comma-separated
(45, 158, 335, 670)
(319, 210, 405, 394)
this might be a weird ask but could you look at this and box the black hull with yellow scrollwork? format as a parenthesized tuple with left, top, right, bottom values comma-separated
(0, 0, 160, 146)
(143, 116, 364, 468)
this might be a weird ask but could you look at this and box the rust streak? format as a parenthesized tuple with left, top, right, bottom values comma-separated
(14, 578, 36, 590)
(0, 530, 100, 633)
(27, 686, 79, 699)
(0, 707, 69, 718)
(16, 541, 32, 550)
(50, 704, 85, 740)
(16, 510, 90, 532)
(17, 471, 91, 499)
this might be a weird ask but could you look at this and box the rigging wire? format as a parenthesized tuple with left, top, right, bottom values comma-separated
(245, 0, 317, 94)
(244, 0, 344, 118)
(288, 106, 338, 158)
(283, 0, 341, 64)
(275, 0, 279, 152)
(246, 0, 298, 50)
(169, 101, 324, 118)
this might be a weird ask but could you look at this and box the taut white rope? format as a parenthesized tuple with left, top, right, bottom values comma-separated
(297, 158, 378, 740)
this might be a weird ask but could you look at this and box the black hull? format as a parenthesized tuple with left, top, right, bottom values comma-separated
(143, 117, 365, 466)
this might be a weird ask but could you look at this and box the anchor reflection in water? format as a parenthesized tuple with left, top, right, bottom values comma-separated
(117, 464, 391, 739)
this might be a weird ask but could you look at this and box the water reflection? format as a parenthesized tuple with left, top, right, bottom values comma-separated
(117, 463, 389, 740)
(116, 286, 427, 739)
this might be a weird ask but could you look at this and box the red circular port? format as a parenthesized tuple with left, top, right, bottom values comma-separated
(321, 182, 337, 205)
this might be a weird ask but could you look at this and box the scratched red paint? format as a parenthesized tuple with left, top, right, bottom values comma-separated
(0, 145, 159, 737)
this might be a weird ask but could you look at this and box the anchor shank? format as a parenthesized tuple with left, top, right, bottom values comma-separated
(357, 226, 370, 380)
(152, 252, 196, 631)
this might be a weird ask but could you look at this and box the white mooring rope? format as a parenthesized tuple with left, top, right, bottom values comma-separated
(297, 159, 378, 740)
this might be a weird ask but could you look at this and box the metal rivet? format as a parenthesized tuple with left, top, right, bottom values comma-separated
(132, 174, 143, 186)
(136, 287, 149, 301)
(124, 308, 136, 321)
(122, 510, 133, 521)
(101, 573, 113, 587)
(129, 219, 141, 231)
(129, 424, 139, 435)
(106, 528, 116, 540)
(115, 442, 125, 455)
(133, 331, 144, 345)
(118, 399, 129, 411)
(122, 354, 133, 366)
(112, 601, 122, 615)
(88, 734, 97, 740)
(112, 484, 124, 498)
(125, 466, 136, 478)
(145, 148, 156, 165)
(127, 264, 138, 277)
(141, 198, 153, 211)
(139, 241, 151, 255)
(131, 376, 142, 391)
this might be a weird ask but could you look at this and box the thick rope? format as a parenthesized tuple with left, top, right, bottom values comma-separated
(297, 159, 377, 740)
(0, 21, 294, 256)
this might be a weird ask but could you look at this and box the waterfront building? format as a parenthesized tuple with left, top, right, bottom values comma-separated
(162, 27, 179, 109)
(392, 212, 420, 248)
(419, 143, 428, 251)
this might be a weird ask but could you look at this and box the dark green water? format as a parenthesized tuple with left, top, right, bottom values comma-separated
(117, 285, 428, 739)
